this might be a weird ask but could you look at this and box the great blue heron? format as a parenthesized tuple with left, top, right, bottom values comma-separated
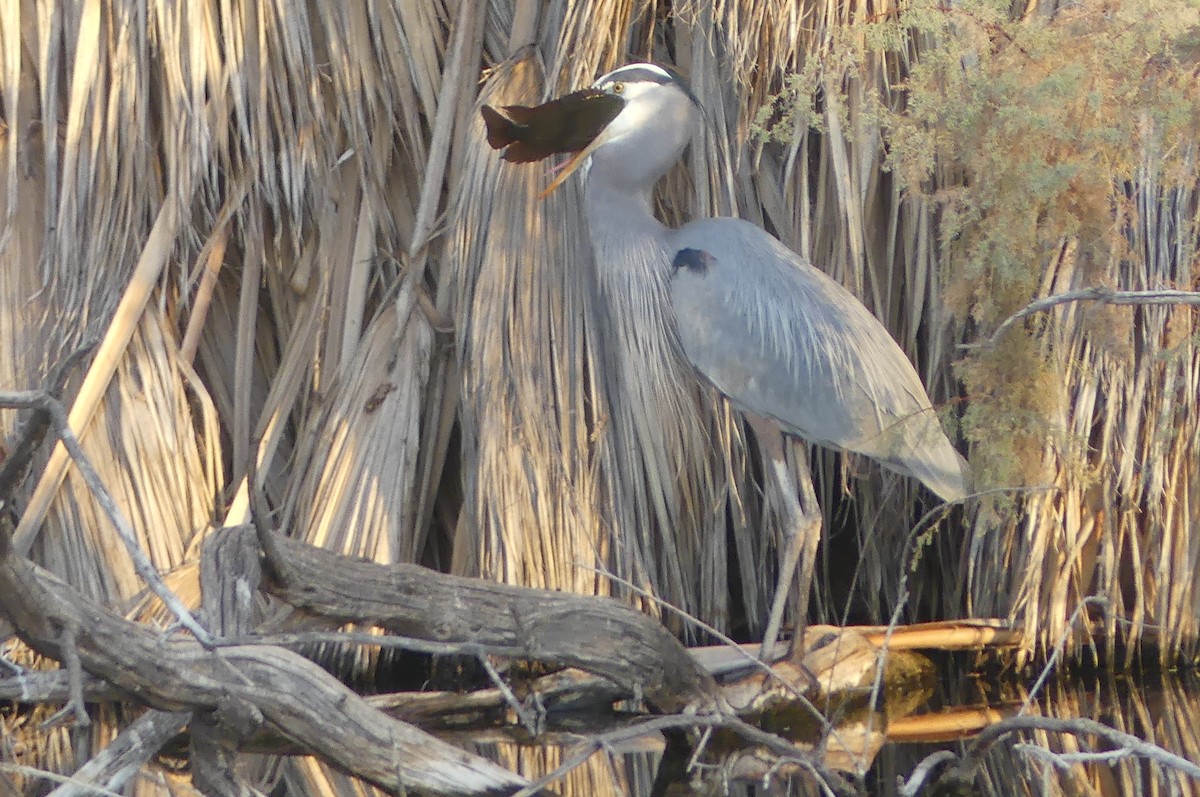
(483, 63, 969, 659)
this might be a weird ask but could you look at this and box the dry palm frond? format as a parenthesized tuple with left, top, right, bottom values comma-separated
(448, 55, 611, 596)
(284, 302, 431, 563)
(485, 740, 651, 797)
(26, 314, 223, 603)
(282, 757, 387, 797)
(0, 2, 224, 610)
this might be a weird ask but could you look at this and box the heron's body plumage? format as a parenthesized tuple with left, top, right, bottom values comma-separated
(669, 218, 968, 502)
(566, 64, 969, 504)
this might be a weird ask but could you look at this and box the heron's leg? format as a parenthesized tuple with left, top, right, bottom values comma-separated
(751, 418, 823, 662)
(789, 451, 822, 653)
(758, 453, 803, 662)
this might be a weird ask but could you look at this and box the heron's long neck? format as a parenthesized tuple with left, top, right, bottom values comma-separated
(583, 178, 673, 286)
(582, 173, 694, 408)
(579, 163, 722, 621)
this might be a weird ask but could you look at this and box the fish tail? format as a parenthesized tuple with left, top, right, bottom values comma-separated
(481, 105, 520, 151)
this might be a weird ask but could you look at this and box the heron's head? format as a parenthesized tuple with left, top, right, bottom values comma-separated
(482, 63, 700, 198)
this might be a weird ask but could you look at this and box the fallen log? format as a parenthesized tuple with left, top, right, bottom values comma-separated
(0, 546, 539, 797)
(0, 520, 727, 794)
(241, 525, 723, 714)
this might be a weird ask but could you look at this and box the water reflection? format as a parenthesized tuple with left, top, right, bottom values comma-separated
(4, 669, 1198, 795)
(471, 671, 1200, 796)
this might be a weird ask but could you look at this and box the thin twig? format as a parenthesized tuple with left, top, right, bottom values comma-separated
(960, 715, 1200, 781)
(687, 726, 713, 773)
(797, 758, 846, 797)
(906, 715, 1200, 793)
(1014, 742, 1134, 770)
(0, 389, 213, 647)
(477, 654, 540, 735)
(898, 750, 958, 797)
(961, 286, 1200, 351)
(1020, 595, 1108, 715)
(46, 623, 90, 728)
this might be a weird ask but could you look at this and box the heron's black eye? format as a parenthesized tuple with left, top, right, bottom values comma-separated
(612, 82, 625, 94)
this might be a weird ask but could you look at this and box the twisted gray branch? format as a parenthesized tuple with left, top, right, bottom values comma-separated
(961, 286, 1200, 350)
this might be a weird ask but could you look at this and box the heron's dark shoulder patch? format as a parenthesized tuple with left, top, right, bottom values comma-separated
(672, 248, 717, 276)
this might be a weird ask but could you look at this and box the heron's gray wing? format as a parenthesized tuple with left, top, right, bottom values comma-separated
(669, 218, 968, 502)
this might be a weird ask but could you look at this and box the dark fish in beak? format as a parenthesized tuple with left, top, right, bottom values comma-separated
(481, 88, 624, 164)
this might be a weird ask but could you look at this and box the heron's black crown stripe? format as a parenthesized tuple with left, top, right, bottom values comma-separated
(602, 64, 700, 106)
(673, 248, 714, 275)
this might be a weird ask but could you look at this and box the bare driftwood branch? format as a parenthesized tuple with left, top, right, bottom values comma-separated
(908, 714, 1200, 793)
(897, 750, 958, 797)
(0, 668, 119, 703)
(190, 710, 260, 797)
(44, 623, 89, 728)
(374, 667, 627, 722)
(193, 524, 265, 795)
(961, 286, 1200, 350)
(0, 521, 721, 793)
(0, 551, 538, 796)
(201, 526, 263, 636)
(44, 710, 190, 797)
(575, 562, 821, 717)
(243, 526, 724, 713)
(961, 716, 1200, 780)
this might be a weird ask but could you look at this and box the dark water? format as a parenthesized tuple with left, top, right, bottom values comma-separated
(4, 663, 1198, 794)
(463, 669, 1200, 796)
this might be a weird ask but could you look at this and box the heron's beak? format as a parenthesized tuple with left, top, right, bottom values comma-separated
(536, 131, 608, 199)
(481, 88, 623, 196)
